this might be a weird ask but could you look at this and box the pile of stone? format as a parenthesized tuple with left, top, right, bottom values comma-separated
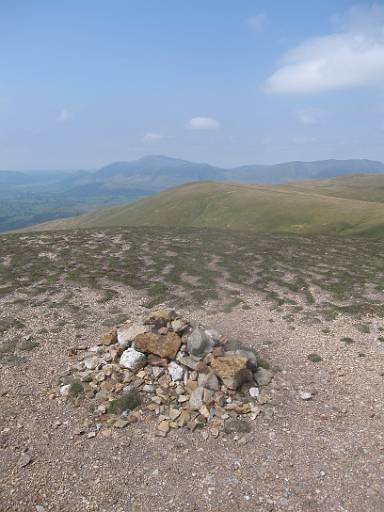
(60, 309, 273, 437)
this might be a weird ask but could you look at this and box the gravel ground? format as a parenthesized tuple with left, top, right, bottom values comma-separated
(1, 284, 384, 512)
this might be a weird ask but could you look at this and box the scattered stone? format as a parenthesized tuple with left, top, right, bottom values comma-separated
(254, 367, 273, 386)
(120, 348, 146, 371)
(18, 452, 33, 467)
(84, 356, 99, 370)
(113, 418, 129, 428)
(300, 391, 312, 401)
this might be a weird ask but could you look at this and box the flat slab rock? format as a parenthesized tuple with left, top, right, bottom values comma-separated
(134, 331, 181, 359)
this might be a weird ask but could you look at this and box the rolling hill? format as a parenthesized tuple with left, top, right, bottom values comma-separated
(2, 156, 384, 232)
(27, 173, 384, 236)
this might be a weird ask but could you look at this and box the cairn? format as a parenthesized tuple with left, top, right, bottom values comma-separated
(60, 309, 272, 437)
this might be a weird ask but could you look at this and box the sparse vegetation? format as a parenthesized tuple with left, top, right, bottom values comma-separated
(0, 227, 383, 320)
(108, 390, 140, 414)
(307, 353, 323, 363)
(68, 380, 84, 397)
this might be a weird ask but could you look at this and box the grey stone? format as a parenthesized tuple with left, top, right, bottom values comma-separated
(197, 370, 220, 391)
(119, 348, 146, 371)
(254, 367, 273, 386)
(205, 329, 221, 344)
(117, 324, 147, 349)
(300, 391, 312, 401)
(143, 384, 156, 393)
(189, 386, 204, 410)
(59, 384, 71, 397)
(18, 452, 33, 467)
(176, 352, 198, 370)
(187, 328, 213, 356)
(84, 356, 99, 370)
(152, 366, 165, 379)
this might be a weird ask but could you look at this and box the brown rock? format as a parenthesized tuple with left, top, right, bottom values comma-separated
(211, 355, 253, 390)
(113, 418, 129, 428)
(102, 329, 117, 346)
(195, 361, 210, 374)
(177, 410, 191, 427)
(147, 355, 169, 367)
(145, 309, 177, 327)
(134, 332, 181, 359)
(158, 420, 170, 433)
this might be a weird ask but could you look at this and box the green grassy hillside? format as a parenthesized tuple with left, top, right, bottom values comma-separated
(283, 173, 384, 203)
(28, 174, 384, 236)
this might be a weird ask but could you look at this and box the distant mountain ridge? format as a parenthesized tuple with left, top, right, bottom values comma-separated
(2, 156, 384, 190)
(2, 156, 384, 232)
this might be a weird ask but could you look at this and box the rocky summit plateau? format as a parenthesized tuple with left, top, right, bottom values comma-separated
(60, 309, 271, 437)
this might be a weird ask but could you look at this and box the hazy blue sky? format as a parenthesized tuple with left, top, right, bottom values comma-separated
(1, 0, 384, 169)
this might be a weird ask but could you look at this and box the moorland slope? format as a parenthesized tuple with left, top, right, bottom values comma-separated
(28, 174, 384, 236)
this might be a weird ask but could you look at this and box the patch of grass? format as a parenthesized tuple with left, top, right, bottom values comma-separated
(341, 336, 355, 344)
(19, 339, 39, 352)
(108, 390, 140, 414)
(0, 318, 26, 332)
(307, 353, 322, 363)
(0, 339, 17, 354)
(257, 358, 271, 370)
(97, 289, 118, 303)
(356, 323, 370, 334)
(68, 380, 84, 397)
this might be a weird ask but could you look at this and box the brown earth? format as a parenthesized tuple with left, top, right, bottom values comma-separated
(1, 284, 384, 512)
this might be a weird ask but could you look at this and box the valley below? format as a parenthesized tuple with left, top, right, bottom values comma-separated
(1, 227, 384, 511)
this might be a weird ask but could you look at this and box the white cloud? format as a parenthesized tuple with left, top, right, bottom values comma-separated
(187, 116, 220, 130)
(264, 5, 384, 94)
(248, 13, 267, 33)
(142, 132, 162, 142)
(57, 108, 73, 122)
